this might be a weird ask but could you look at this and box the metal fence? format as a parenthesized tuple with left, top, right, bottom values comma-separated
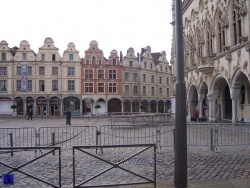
(0, 123, 250, 152)
(0, 128, 37, 147)
(38, 126, 98, 148)
(73, 144, 156, 188)
(0, 146, 61, 187)
(215, 123, 250, 149)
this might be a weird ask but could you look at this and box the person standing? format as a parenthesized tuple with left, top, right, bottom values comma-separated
(64, 109, 72, 125)
(27, 108, 33, 120)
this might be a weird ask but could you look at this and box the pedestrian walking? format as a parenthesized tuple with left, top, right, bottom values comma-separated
(27, 108, 33, 120)
(64, 108, 72, 125)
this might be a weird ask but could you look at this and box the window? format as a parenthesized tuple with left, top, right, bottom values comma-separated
(52, 80, 58, 91)
(144, 62, 147, 69)
(92, 56, 96, 64)
(68, 67, 75, 76)
(143, 86, 146, 95)
(22, 53, 27, 61)
(52, 67, 58, 76)
(206, 23, 213, 56)
(151, 75, 154, 83)
(125, 85, 129, 95)
(0, 80, 7, 91)
(99, 59, 102, 65)
(134, 85, 138, 95)
(143, 74, 146, 82)
(16, 66, 21, 76)
(98, 69, 104, 79)
(218, 12, 226, 52)
(133, 73, 138, 82)
(125, 72, 129, 81)
(27, 80, 32, 91)
(159, 88, 162, 97)
(232, 4, 242, 45)
(129, 61, 133, 67)
(159, 76, 162, 84)
(160, 66, 163, 71)
(52, 54, 56, 61)
(86, 59, 90, 65)
(69, 54, 73, 61)
(113, 59, 116, 65)
(167, 88, 170, 96)
(85, 83, 93, 93)
(109, 70, 116, 79)
(0, 67, 7, 76)
(109, 83, 117, 93)
(150, 63, 153, 69)
(1, 53, 6, 61)
(39, 80, 45, 91)
(16, 80, 21, 91)
(98, 83, 104, 93)
(151, 87, 155, 95)
(39, 67, 45, 75)
(41, 54, 45, 61)
(166, 78, 169, 85)
(68, 80, 75, 91)
(27, 66, 32, 76)
(85, 69, 93, 79)
(165, 67, 168, 72)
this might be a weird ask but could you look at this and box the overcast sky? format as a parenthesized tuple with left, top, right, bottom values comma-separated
(0, 0, 173, 60)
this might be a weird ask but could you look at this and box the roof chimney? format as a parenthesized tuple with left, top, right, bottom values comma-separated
(120, 51, 123, 62)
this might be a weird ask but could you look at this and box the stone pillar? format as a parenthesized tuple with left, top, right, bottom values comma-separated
(187, 99, 191, 122)
(80, 99, 82, 116)
(198, 94, 205, 119)
(207, 93, 217, 122)
(121, 101, 124, 113)
(23, 100, 27, 115)
(232, 98, 238, 123)
(33, 99, 37, 116)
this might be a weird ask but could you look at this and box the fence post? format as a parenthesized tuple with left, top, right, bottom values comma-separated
(96, 130, 103, 155)
(10, 133, 13, 156)
(156, 128, 161, 153)
(52, 133, 55, 155)
(210, 128, 214, 151)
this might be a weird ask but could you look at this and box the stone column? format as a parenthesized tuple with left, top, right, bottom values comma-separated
(186, 99, 191, 122)
(232, 98, 238, 123)
(23, 99, 27, 115)
(207, 93, 217, 122)
(198, 94, 205, 120)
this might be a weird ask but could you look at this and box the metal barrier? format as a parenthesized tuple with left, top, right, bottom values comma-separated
(73, 144, 156, 188)
(0, 128, 37, 147)
(38, 126, 98, 148)
(0, 146, 61, 188)
(100, 124, 157, 146)
(110, 113, 173, 125)
(215, 123, 250, 151)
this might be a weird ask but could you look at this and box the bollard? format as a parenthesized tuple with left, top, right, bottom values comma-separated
(156, 129, 161, 153)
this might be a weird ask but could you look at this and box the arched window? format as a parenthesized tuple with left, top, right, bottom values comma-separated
(92, 56, 96, 64)
(218, 11, 226, 52)
(231, 0, 242, 46)
(206, 22, 213, 56)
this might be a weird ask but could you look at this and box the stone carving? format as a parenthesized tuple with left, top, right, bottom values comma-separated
(243, 61, 248, 70)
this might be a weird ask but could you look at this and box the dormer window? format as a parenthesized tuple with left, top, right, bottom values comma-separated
(113, 59, 116, 65)
(52, 54, 56, 61)
(22, 53, 27, 61)
(41, 54, 45, 61)
(129, 61, 133, 67)
(69, 54, 73, 61)
(1, 53, 6, 61)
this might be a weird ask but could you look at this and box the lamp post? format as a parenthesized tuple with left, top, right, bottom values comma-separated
(175, 0, 187, 187)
